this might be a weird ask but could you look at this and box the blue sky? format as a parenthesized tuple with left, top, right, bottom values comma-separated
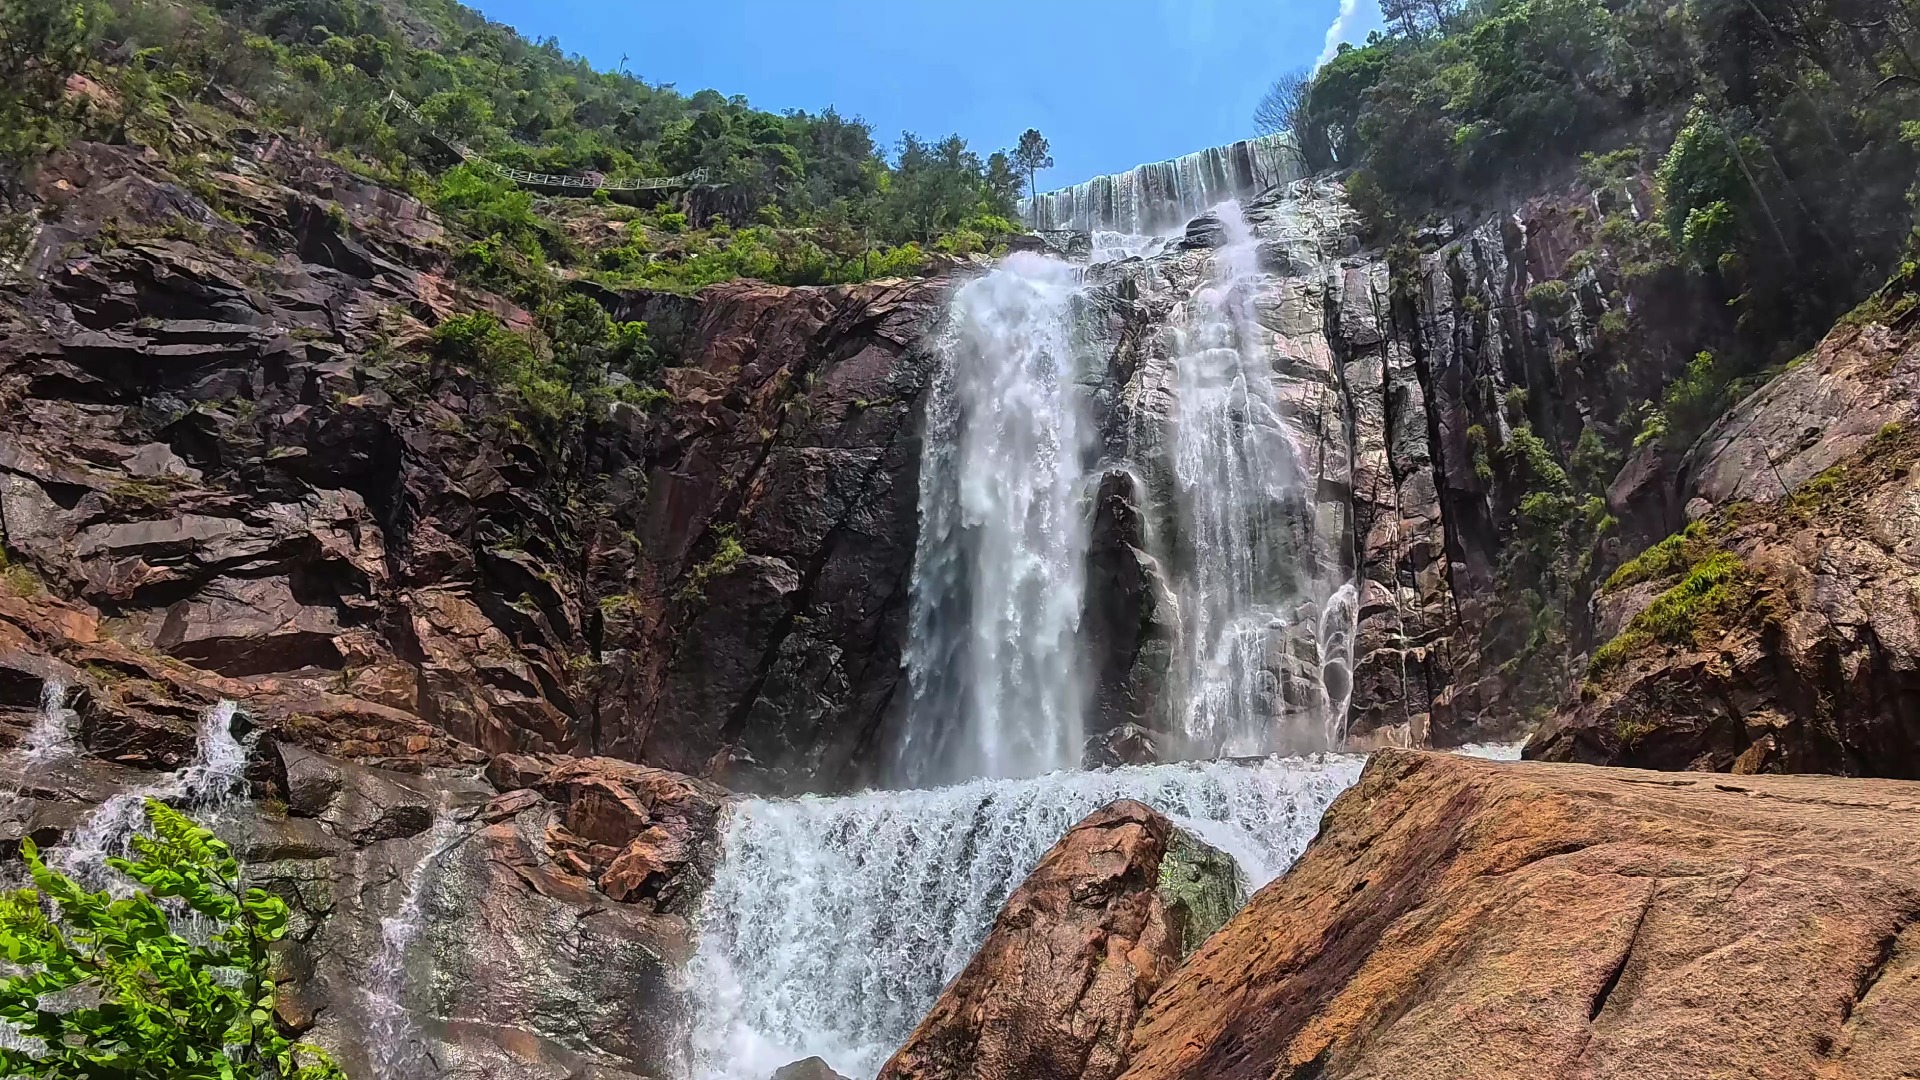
(467, 0, 1387, 191)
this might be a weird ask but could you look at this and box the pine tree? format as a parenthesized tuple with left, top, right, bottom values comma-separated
(1012, 128, 1055, 216)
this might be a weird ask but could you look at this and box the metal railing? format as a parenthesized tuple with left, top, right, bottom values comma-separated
(383, 90, 707, 192)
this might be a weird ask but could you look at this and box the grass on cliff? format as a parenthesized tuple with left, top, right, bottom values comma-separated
(1588, 549, 1759, 677)
(676, 528, 746, 604)
(0, 549, 43, 599)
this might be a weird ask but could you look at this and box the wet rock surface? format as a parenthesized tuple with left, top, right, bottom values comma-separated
(877, 799, 1239, 1080)
(1118, 750, 1920, 1080)
(0, 736, 722, 1080)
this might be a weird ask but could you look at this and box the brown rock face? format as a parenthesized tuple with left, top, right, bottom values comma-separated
(878, 800, 1204, 1080)
(1531, 273, 1920, 777)
(1119, 750, 1920, 1080)
(1, 135, 945, 794)
(524, 755, 731, 913)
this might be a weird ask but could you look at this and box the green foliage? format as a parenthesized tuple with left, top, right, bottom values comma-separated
(56, 0, 1016, 288)
(0, 799, 343, 1079)
(1604, 520, 1707, 591)
(1305, 0, 1918, 354)
(0, 0, 103, 159)
(1524, 279, 1572, 315)
(1012, 128, 1054, 209)
(1589, 550, 1754, 674)
(1656, 350, 1729, 446)
(1502, 425, 1569, 494)
(0, 546, 43, 598)
(1466, 423, 1493, 483)
(677, 527, 745, 603)
(428, 301, 655, 424)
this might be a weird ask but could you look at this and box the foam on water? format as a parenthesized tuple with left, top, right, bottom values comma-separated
(21, 680, 77, 764)
(53, 699, 251, 893)
(899, 252, 1096, 785)
(685, 752, 1365, 1079)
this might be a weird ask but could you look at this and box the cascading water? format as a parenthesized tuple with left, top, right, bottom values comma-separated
(692, 184, 1373, 1080)
(1026, 134, 1302, 235)
(22, 680, 77, 764)
(686, 753, 1364, 1080)
(899, 252, 1095, 785)
(364, 808, 462, 1080)
(1165, 201, 1355, 756)
(54, 699, 252, 892)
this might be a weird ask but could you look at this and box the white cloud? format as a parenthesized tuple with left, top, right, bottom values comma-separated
(1317, 0, 1384, 68)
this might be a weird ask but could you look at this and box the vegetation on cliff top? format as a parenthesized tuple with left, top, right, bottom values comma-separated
(1262, 0, 1920, 725)
(0, 0, 1025, 292)
(1295, 0, 1918, 357)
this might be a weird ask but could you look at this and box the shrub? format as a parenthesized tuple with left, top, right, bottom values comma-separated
(0, 799, 344, 1079)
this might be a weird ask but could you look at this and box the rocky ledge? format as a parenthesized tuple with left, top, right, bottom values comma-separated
(1115, 750, 1920, 1080)
(1532, 268, 1920, 776)
(0, 739, 731, 1080)
(1, 134, 946, 795)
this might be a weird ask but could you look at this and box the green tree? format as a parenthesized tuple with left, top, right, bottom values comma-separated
(0, 799, 345, 1079)
(1012, 128, 1054, 208)
(0, 0, 102, 158)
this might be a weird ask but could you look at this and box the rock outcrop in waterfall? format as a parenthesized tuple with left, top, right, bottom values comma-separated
(875, 801, 1240, 1080)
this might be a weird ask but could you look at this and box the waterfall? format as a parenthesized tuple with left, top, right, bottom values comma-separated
(21, 680, 77, 764)
(1025, 134, 1302, 235)
(364, 809, 461, 1080)
(685, 753, 1364, 1080)
(1163, 200, 1356, 758)
(899, 252, 1095, 785)
(54, 699, 251, 891)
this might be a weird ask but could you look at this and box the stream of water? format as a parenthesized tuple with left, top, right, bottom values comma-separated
(21, 680, 78, 765)
(1025, 133, 1301, 234)
(899, 251, 1095, 786)
(364, 808, 461, 1080)
(1167, 201, 1356, 757)
(52, 699, 252, 892)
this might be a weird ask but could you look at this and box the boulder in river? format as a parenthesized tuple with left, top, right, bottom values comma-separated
(877, 799, 1241, 1080)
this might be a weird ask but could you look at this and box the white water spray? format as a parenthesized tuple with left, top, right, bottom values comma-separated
(686, 753, 1364, 1080)
(901, 253, 1096, 785)
(1026, 134, 1302, 234)
(54, 700, 251, 892)
(1158, 200, 1360, 758)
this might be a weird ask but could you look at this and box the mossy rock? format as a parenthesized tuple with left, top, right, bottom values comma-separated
(1157, 829, 1246, 957)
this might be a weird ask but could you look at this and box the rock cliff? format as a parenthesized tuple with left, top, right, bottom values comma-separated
(1, 133, 944, 795)
(1529, 268, 1920, 775)
(0, 734, 724, 1079)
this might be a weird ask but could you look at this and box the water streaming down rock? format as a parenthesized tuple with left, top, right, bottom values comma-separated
(53, 699, 251, 892)
(364, 808, 462, 1080)
(1138, 198, 1362, 759)
(899, 252, 1097, 785)
(1169, 202, 1309, 756)
(686, 753, 1365, 1080)
(1025, 134, 1302, 235)
(22, 680, 77, 764)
